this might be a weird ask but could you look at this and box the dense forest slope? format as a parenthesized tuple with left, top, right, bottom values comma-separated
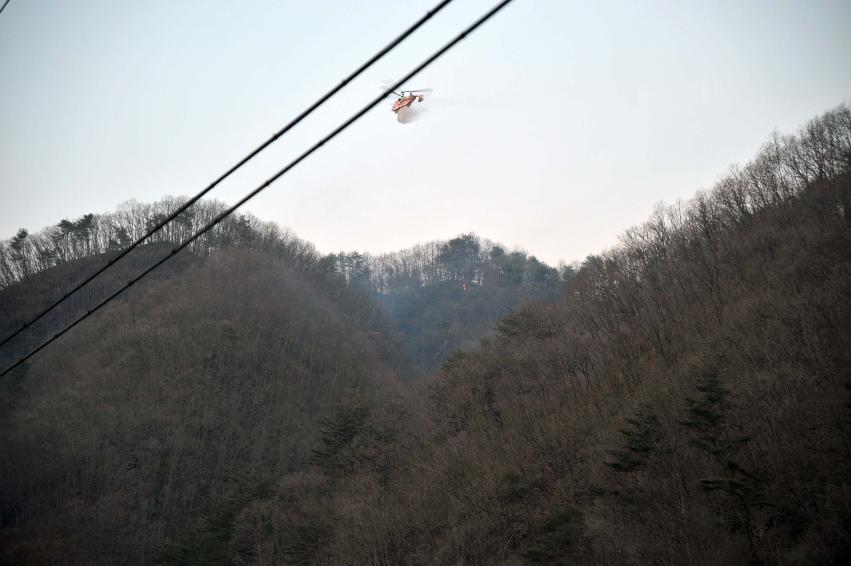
(323, 105, 849, 565)
(0, 248, 405, 564)
(1, 104, 849, 565)
(371, 177, 851, 564)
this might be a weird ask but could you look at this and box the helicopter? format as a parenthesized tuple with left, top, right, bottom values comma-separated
(387, 88, 432, 121)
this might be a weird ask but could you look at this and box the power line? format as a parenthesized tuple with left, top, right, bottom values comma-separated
(0, 0, 516, 380)
(0, 0, 455, 353)
(0, 0, 11, 17)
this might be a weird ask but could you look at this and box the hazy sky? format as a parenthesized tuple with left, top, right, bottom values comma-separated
(1, 0, 849, 265)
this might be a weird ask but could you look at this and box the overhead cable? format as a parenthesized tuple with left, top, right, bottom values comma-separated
(0, 0, 515, 380)
(0, 0, 455, 352)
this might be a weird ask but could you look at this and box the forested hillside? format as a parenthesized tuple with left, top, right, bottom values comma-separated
(0, 246, 405, 564)
(327, 235, 564, 372)
(347, 107, 850, 563)
(1, 104, 849, 565)
(0, 201, 562, 376)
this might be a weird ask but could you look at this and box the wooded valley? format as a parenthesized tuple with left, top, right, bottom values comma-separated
(1, 104, 849, 565)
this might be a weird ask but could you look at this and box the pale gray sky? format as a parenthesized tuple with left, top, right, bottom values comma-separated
(1, 0, 849, 265)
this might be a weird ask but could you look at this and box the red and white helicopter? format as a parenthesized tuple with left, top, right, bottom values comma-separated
(387, 87, 432, 122)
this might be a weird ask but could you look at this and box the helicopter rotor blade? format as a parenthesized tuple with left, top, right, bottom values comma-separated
(379, 84, 404, 97)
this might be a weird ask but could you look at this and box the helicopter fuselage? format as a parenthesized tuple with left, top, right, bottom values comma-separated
(391, 94, 423, 113)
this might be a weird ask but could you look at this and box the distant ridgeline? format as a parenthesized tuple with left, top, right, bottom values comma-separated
(0, 199, 567, 296)
(0, 196, 319, 288)
(0, 197, 569, 374)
